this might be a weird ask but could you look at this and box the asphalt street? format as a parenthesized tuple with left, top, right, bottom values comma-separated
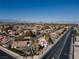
(0, 50, 15, 59)
(41, 27, 73, 59)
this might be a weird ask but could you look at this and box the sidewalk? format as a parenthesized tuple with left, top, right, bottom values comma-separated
(74, 36, 79, 59)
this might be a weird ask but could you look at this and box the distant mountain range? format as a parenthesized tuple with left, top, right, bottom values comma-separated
(0, 19, 79, 24)
(0, 19, 19, 22)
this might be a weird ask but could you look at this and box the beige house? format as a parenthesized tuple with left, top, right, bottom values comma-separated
(11, 40, 28, 48)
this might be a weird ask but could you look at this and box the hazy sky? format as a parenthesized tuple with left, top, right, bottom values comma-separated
(0, 0, 79, 23)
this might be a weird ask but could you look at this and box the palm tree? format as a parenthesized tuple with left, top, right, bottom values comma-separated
(44, 33, 54, 44)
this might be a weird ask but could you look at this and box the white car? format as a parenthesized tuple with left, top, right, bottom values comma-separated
(51, 57, 55, 59)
